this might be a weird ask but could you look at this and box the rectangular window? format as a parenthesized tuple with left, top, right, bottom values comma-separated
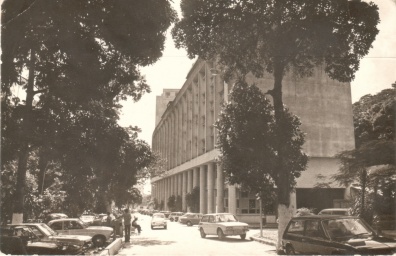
(249, 199, 256, 209)
(241, 191, 249, 198)
(225, 199, 228, 207)
(241, 209, 248, 214)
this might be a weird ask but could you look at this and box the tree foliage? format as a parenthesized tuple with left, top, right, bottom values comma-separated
(334, 85, 395, 224)
(215, 81, 307, 198)
(173, 1, 379, 249)
(185, 186, 200, 212)
(1, 0, 176, 220)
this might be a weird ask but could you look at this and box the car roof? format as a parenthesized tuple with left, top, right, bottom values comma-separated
(319, 208, 349, 211)
(291, 215, 357, 220)
(49, 218, 81, 222)
(203, 213, 232, 216)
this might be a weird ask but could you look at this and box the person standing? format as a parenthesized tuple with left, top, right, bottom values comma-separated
(123, 208, 132, 242)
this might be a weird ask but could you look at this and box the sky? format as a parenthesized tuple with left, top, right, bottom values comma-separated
(118, 0, 396, 148)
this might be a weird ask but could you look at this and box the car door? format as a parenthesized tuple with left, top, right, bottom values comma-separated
(283, 220, 305, 253)
(207, 216, 216, 235)
(303, 220, 333, 255)
(199, 215, 209, 234)
(66, 220, 88, 236)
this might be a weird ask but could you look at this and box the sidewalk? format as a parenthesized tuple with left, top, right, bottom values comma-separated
(249, 228, 278, 247)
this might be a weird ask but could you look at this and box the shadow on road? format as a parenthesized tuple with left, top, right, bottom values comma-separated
(123, 237, 176, 248)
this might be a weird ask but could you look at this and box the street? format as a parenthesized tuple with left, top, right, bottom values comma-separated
(117, 213, 277, 256)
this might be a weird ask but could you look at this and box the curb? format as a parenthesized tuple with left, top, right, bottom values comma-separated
(250, 236, 277, 247)
(99, 238, 123, 256)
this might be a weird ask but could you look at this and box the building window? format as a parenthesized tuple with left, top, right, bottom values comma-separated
(225, 199, 228, 207)
(241, 191, 249, 198)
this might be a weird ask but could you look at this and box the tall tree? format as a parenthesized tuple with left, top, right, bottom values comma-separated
(334, 85, 395, 224)
(2, 0, 177, 223)
(215, 81, 307, 205)
(172, 0, 379, 249)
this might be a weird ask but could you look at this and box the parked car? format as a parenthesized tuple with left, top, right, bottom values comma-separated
(151, 213, 167, 230)
(160, 211, 171, 218)
(169, 212, 184, 222)
(198, 213, 249, 240)
(179, 213, 203, 226)
(48, 218, 113, 247)
(79, 213, 97, 225)
(318, 208, 352, 216)
(282, 215, 396, 255)
(45, 213, 68, 223)
(91, 214, 109, 226)
(8, 223, 92, 254)
(1, 226, 79, 255)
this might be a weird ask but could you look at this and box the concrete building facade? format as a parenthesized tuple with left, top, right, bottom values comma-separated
(151, 59, 355, 224)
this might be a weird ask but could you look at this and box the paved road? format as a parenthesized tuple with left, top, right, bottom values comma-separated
(117, 213, 277, 256)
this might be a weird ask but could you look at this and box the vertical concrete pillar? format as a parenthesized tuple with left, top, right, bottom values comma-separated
(187, 169, 193, 193)
(216, 162, 224, 213)
(228, 184, 237, 215)
(207, 162, 215, 213)
(193, 167, 199, 188)
(164, 178, 168, 210)
(178, 173, 183, 196)
(171, 175, 175, 197)
(182, 171, 187, 211)
(199, 165, 207, 214)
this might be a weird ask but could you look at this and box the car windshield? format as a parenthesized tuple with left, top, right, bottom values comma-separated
(76, 219, 89, 228)
(217, 214, 237, 222)
(37, 223, 57, 236)
(153, 214, 165, 219)
(323, 218, 373, 240)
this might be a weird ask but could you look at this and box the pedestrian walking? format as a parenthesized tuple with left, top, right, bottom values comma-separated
(123, 208, 132, 242)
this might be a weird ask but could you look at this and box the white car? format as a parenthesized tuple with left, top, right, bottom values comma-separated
(48, 218, 113, 247)
(79, 214, 96, 225)
(318, 208, 352, 216)
(198, 213, 249, 240)
(151, 213, 167, 229)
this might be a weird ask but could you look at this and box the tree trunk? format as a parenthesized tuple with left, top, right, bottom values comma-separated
(37, 148, 49, 194)
(12, 49, 36, 224)
(360, 169, 367, 217)
(270, 60, 298, 252)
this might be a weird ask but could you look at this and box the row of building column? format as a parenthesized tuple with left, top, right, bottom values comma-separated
(152, 162, 236, 214)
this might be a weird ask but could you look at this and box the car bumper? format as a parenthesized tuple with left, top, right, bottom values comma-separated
(151, 223, 166, 228)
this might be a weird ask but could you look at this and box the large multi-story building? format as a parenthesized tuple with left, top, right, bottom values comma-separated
(151, 58, 355, 224)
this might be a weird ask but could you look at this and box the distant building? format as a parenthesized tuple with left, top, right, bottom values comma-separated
(155, 89, 179, 126)
(151, 58, 354, 224)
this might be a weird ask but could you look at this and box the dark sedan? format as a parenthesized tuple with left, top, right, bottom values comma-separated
(1, 226, 77, 255)
(178, 213, 203, 226)
(282, 215, 396, 255)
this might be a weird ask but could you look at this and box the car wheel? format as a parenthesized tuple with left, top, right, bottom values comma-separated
(200, 228, 206, 238)
(217, 229, 225, 240)
(285, 244, 296, 255)
(164, 225, 167, 229)
(151, 225, 154, 230)
(187, 221, 192, 226)
(92, 235, 106, 247)
(240, 234, 246, 240)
